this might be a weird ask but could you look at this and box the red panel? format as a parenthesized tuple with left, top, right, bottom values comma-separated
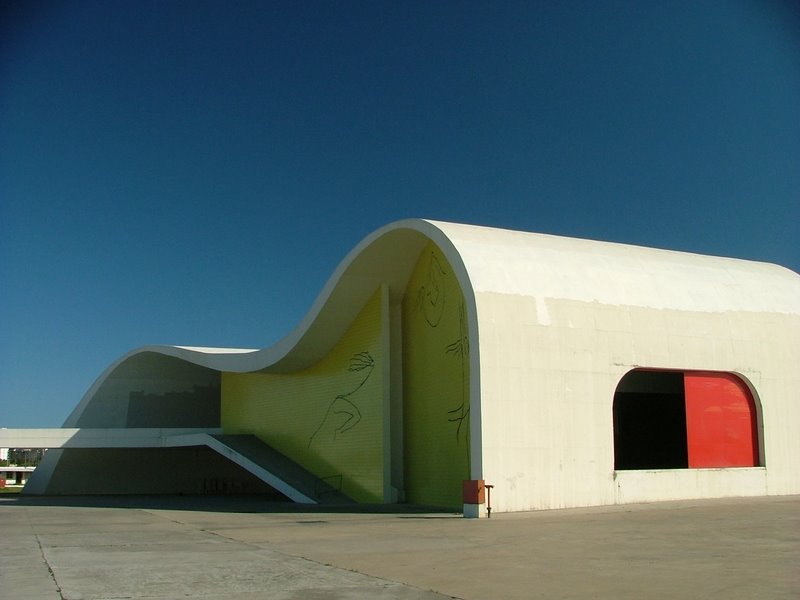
(684, 372, 758, 468)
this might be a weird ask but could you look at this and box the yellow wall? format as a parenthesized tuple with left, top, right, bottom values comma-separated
(222, 288, 385, 503)
(403, 242, 470, 508)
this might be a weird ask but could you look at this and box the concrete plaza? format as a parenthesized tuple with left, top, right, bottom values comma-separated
(1, 494, 797, 599)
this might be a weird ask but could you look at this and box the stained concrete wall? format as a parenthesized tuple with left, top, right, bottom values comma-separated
(436, 221, 800, 512)
(475, 293, 798, 512)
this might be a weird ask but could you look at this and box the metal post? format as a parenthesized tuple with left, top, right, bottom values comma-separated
(485, 484, 494, 518)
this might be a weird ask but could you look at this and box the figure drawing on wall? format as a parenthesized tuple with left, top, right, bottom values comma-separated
(446, 300, 470, 447)
(415, 252, 470, 462)
(416, 253, 447, 327)
(308, 351, 375, 447)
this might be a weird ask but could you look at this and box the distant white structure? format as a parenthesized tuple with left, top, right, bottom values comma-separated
(0, 466, 35, 486)
(4, 220, 798, 515)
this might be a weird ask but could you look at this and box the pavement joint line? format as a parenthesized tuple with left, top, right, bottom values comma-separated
(144, 507, 465, 599)
(34, 535, 64, 600)
(285, 550, 466, 600)
(140, 507, 280, 552)
(199, 525, 269, 550)
(30, 515, 65, 600)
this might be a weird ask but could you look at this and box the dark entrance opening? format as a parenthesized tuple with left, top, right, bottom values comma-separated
(613, 370, 688, 470)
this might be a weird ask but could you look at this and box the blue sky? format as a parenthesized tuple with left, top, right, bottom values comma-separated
(1, 1, 798, 427)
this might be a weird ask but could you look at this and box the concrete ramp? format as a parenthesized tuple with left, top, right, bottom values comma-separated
(3, 428, 354, 504)
(206, 434, 354, 505)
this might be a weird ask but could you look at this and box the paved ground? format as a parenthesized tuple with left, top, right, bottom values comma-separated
(1, 494, 797, 599)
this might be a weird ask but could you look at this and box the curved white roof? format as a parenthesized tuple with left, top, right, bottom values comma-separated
(64, 219, 800, 427)
(434, 220, 800, 315)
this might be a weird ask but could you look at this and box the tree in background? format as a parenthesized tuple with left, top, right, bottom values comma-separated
(8, 448, 46, 467)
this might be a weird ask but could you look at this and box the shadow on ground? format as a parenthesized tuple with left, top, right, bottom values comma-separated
(0, 493, 457, 515)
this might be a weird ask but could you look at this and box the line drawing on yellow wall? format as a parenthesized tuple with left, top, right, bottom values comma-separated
(446, 300, 470, 446)
(416, 253, 447, 327)
(308, 351, 375, 447)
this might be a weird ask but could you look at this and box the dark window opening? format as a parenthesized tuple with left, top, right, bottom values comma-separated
(613, 371, 688, 469)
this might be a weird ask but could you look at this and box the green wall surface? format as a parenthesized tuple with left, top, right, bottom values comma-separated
(222, 241, 470, 509)
(403, 242, 470, 508)
(222, 288, 386, 503)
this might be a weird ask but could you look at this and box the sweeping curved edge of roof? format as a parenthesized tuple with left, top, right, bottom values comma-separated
(62, 218, 800, 427)
(63, 218, 474, 427)
(145, 218, 473, 373)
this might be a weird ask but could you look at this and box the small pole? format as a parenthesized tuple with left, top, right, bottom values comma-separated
(485, 484, 494, 518)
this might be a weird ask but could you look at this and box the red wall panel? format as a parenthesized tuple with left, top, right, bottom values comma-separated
(684, 372, 758, 468)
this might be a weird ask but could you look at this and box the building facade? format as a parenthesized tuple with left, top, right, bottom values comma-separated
(21, 220, 800, 513)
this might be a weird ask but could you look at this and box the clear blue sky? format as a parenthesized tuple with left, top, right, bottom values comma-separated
(1, 1, 798, 427)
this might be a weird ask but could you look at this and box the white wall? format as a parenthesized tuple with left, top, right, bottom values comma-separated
(427, 220, 800, 513)
(476, 291, 800, 513)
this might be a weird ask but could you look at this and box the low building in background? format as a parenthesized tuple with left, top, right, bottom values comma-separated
(0, 466, 36, 487)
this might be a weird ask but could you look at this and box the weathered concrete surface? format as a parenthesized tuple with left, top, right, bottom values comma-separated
(1, 495, 797, 599)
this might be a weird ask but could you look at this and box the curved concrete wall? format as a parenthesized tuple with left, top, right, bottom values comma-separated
(435, 222, 800, 512)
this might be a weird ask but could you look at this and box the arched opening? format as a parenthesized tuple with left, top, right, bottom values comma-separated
(613, 369, 759, 470)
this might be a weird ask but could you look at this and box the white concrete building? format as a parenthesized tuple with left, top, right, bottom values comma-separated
(5, 220, 798, 514)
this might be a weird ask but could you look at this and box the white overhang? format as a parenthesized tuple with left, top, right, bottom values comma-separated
(0, 428, 223, 449)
